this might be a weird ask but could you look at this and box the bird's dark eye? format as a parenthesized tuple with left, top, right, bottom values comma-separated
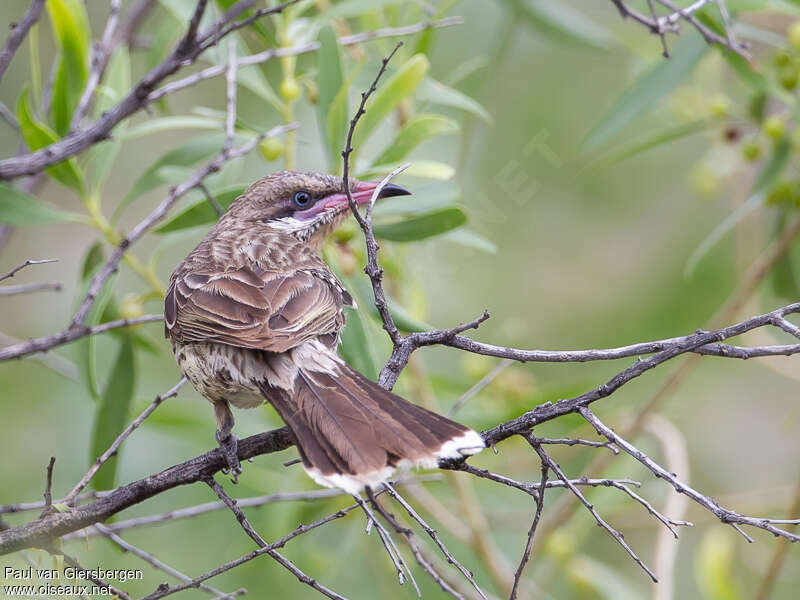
(293, 190, 312, 208)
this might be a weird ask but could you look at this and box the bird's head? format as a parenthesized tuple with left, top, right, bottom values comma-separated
(224, 170, 410, 249)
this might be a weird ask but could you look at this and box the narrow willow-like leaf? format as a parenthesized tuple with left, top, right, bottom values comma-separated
(46, 0, 90, 135)
(16, 87, 85, 192)
(351, 55, 430, 158)
(116, 132, 225, 220)
(0, 183, 85, 225)
(372, 114, 458, 166)
(373, 206, 467, 241)
(155, 185, 248, 232)
(317, 25, 344, 169)
(583, 35, 708, 152)
(417, 77, 491, 122)
(90, 333, 136, 491)
(441, 228, 497, 254)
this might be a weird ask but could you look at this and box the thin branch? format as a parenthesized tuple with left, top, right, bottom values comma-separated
(147, 18, 462, 105)
(510, 457, 548, 600)
(205, 477, 348, 600)
(223, 39, 237, 155)
(0, 258, 58, 282)
(70, 0, 122, 130)
(479, 302, 800, 446)
(383, 483, 487, 600)
(353, 491, 417, 591)
(0, 427, 295, 554)
(0, 281, 61, 295)
(0, 314, 164, 361)
(0, 13, 458, 181)
(198, 182, 224, 217)
(62, 378, 186, 506)
(525, 435, 658, 582)
(49, 547, 131, 600)
(0, 0, 46, 83)
(580, 407, 800, 543)
(140, 504, 357, 600)
(343, 41, 405, 345)
(0, 124, 294, 364)
(94, 523, 242, 598)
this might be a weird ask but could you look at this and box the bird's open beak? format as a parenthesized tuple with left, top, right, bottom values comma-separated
(322, 181, 410, 211)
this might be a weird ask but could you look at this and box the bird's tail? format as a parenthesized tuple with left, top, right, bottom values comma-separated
(259, 350, 484, 493)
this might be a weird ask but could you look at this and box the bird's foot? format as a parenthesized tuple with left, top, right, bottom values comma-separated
(215, 430, 242, 483)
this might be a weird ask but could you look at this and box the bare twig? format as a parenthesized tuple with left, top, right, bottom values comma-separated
(223, 39, 237, 155)
(0, 258, 58, 282)
(510, 456, 548, 600)
(0, 281, 61, 295)
(580, 407, 800, 543)
(525, 434, 658, 582)
(147, 18, 462, 105)
(0, 13, 458, 181)
(140, 504, 357, 600)
(353, 491, 417, 592)
(206, 477, 348, 600)
(0, 0, 46, 83)
(70, 0, 122, 130)
(62, 378, 186, 506)
(342, 41, 405, 345)
(0, 314, 164, 361)
(383, 483, 487, 600)
(94, 523, 242, 598)
(49, 547, 131, 600)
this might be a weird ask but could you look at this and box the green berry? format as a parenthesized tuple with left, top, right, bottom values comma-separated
(742, 138, 761, 162)
(780, 67, 798, 91)
(763, 115, 786, 141)
(775, 49, 792, 67)
(709, 94, 731, 118)
(258, 138, 284, 161)
(280, 77, 301, 101)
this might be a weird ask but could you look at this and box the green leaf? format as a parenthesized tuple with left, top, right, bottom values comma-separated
(417, 77, 492, 122)
(514, 0, 616, 49)
(374, 207, 467, 241)
(116, 132, 225, 220)
(440, 228, 497, 253)
(583, 35, 708, 152)
(74, 243, 116, 402)
(46, 0, 90, 135)
(155, 185, 247, 232)
(90, 333, 136, 491)
(585, 120, 714, 170)
(373, 182, 459, 217)
(359, 160, 455, 180)
(0, 183, 85, 225)
(372, 114, 458, 166)
(351, 55, 430, 158)
(685, 138, 791, 277)
(317, 25, 345, 169)
(119, 116, 222, 140)
(327, 65, 362, 174)
(16, 87, 85, 192)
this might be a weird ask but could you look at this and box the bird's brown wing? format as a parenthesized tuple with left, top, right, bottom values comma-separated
(165, 263, 351, 352)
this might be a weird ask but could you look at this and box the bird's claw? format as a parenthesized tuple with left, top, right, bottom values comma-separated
(215, 431, 242, 483)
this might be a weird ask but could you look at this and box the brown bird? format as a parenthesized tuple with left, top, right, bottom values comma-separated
(165, 171, 484, 493)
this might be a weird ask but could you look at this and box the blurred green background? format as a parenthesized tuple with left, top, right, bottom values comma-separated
(1, 1, 799, 598)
